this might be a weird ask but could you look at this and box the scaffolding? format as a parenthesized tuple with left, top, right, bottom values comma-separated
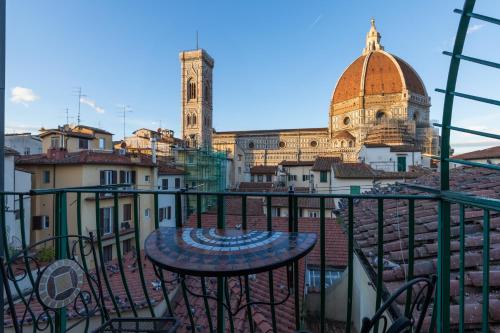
(175, 146, 228, 215)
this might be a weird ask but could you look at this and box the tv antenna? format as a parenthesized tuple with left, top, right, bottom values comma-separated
(64, 107, 73, 124)
(117, 105, 132, 140)
(196, 30, 199, 49)
(73, 87, 86, 125)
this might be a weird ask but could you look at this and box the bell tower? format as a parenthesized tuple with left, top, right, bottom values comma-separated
(180, 49, 214, 148)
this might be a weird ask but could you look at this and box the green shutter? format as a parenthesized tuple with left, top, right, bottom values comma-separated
(350, 185, 360, 195)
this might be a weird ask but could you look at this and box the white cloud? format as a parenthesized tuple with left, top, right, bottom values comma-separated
(10, 86, 39, 106)
(80, 96, 105, 113)
(467, 24, 484, 34)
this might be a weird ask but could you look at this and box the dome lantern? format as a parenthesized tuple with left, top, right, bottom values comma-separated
(363, 19, 384, 55)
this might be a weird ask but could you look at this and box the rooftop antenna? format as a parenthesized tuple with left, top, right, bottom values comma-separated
(64, 107, 70, 124)
(196, 30, 199, 49)
(118, 105, 132, 140)
(73, 87, 86, 125)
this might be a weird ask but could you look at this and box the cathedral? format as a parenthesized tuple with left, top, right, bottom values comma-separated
(179, 20, 439, 172)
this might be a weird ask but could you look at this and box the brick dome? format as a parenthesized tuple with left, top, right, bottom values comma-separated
(331, 20, 427, 116)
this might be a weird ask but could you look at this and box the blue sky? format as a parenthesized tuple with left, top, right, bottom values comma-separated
(6, 0, 500, 153)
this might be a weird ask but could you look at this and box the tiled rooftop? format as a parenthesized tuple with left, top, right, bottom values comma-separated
(340, 166, 500, 330)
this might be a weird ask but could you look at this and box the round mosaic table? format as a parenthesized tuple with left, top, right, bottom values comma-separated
(144, 227, 317, 277)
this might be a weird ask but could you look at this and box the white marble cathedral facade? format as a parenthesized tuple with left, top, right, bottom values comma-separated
(179, 20, 439, 177)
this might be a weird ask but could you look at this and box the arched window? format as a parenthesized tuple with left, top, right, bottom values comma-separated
(187, 115, 191, 126)
(341, 140, 345, 148)
(192, 114, 197, 125)
(376, 111, 386, 122)
(349, 140, 353, 148)
(187, 79, 196, 100)
(413, 111, 419, 122)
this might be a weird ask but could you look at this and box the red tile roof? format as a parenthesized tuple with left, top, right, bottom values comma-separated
(158, 165, 186, 175)
(250, 165, 277, 175)
(279, 160, 315, 167)
(16, 150, 154, 167)
(452, 146, 500, 161)
(312, 156, 342, 171)
(340, 166, 500, 330)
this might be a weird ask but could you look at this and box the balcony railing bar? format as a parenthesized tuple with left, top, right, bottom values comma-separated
(459, 204, 465, 333)
(442, 51, 500, 70)
(454, 8, 500, 25)
(404, 199, 415, 317)
(433, 122, 500, 141)
(346, 197, 354, 333)
(482, 209, 490, 333)
(320, 197, 326, 333)
(374, 199, 384, 333)
(435, 88, 500, 107)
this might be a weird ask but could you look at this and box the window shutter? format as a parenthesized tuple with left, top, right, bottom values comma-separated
(100, 171, 105, 185)
(120, 171, 125, 184)
(159, 208, 164, 221)
(131, 171, 136, 184)
(112, 171, 117, 184)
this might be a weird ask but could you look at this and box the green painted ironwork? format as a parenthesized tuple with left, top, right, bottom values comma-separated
(482, 210, 490, 333)
(374, 198, 384, 333)
(405, 199, 415, 316)
(346, 197, 354, 333)
(319, 197, 326, 333)
(459, 204, 465, 333)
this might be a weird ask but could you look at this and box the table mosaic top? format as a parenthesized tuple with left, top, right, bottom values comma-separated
(144, 227, 317, 277)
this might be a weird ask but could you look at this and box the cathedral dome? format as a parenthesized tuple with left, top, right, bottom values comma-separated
(331, 20, 427, 116)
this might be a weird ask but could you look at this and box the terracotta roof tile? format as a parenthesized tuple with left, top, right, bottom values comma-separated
(453, 146, 500, 161)
(312, 156, 342, 171)
(250, 165, 277, 175)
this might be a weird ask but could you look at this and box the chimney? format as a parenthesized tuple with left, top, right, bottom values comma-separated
(47, 148, 67, 160)
(150, 137, 157, 164)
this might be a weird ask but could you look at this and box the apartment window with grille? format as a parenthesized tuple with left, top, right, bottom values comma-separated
(266, 175, 272, 182)
(161, 179, 169, 190)
(50, 136, 60, 148)
(303, 175, 310, 181)
(100, 207, 113, 235)
(175, 178, 181, 189)
(24, 147, 30, 155)
(100, 170, 117, 185)
(145, 208, 151, 218)
(288, 175, 297, 181)
(306, 266, 343, 288)
(309, 211, 319, 218)
(120, 170, 134, 184)
(99, 138, 106, 150)
(257, 175, 263, 182)
(272, 207, 282, 217)
(79, 138, 89, 149)
(167, 206, 172, 220)
(122, 239, 132, 255)
(145, 175, 150, 182)
(103, 245, 113, 263)
(123, 204, 131, 222)
(320, 171, 328, 183)
(43, 170, 51, 184)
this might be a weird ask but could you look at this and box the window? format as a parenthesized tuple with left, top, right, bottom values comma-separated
(257, 175, 263, 182)
(145, 175, 150, 182)
(303, 175, 310, 182)
(103, 245, 113, 262)
(278, 141, 286, 148)
(320, 171, 328, 183)
(24, 147, 30, 155)
(122, 239, 132, 255)
(145, 208, 151, 218)
(266, 175, 272, 182)
(100, 170, 117, 185)
(272, 207, 281, 217)
(248, 142, 255, 149)
(50, 136, 60, 148)
(343, 117, 351, 126)
(376, 111, 386, 122)
(100, 207, 113, 235)
(309, 211, 319, 218)
(99, 138, 106, 150)
(288, 175, 297, 181)
(161, 179, 169, 190)
(310, 140, 318, 148)
(167, 206, 172, 220)
(187, 79, 196, 100)
(120, 170, 134, 184)
(43, 170, 50, 184)
(192, 114, 197, 125)
(32, 216, 49, 230)
(79, 138, 89, 149)
(159, 207, 166, 221)
(237, 154, 242, 161)
(204, 83, 210, 102)
(307, 267, 343, 288)
(123, 204, 132, 222)
(187, 114, 191, 126)
(175, 178, 181, 189)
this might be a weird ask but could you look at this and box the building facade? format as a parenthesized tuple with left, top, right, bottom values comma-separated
(178, 20, 439, 183)
(5, 133, 42, 155)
